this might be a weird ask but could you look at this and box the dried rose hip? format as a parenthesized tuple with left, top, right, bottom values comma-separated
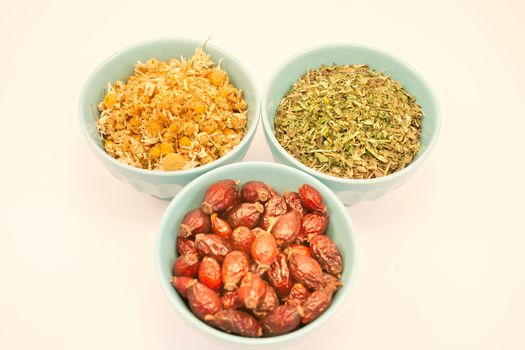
(222, 250, 249, 291)
(230, 226, 254, 253)
(309, 235, 343, 276)
(254, 283, 279, 317)
(222, 290, 243, 310)
(286, 283, 309, 307)
(226, 202, 264, 229)
(259, 195, 287, 230)
(301, 285, 337, 324)
(271, 210, 301, 246)
(260, 304, 302, 336)
(210, 213, 232, 240)
(187, 281, 221, 320)
(170, 276, 197, 299)
(251, 231, 278, 273)
(201, 179, 239, 215)
(176, 236, 198, 256)
(249, 261, 266, 277)
(285, 244, 312, 258)
(178, 208, 211, 238)
(298, 212, 328, 242)
(205, 309, 262, 337)
(198, 256, 222, 291)
(322, 273, 343, 290)
(288, 253, 324, 290)
(241, 181, 270, 203)
(172, 253, 200, 278)
(237, 272, 267, 309)
(267, 253, 292, 297)
(195, 233, 231, 262)
(283, 191, 305, 217)
(298, 184, 327, 213)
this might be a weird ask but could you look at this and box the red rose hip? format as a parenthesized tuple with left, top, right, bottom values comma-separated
(298, 184, 327, 213)
(309, 235, 343, 276)
(237, 272, 266, 309)
(187, 281, 221, 320)
(201, 179, 239, 214)
(172, 253, 200, 278)
(198, 256, 222, 290)
(222, 250, 249, 291)
(241, 181, 270, 203)
(205, 309, 262, 337)
(178, 208, 210, 238)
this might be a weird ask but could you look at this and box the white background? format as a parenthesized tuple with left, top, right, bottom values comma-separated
(1, 0, 524, 349)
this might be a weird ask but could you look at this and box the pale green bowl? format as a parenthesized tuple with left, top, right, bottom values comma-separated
(155, 162, 357, 346)
(79, 38, 260, 199)
(262, 43, 441, 205)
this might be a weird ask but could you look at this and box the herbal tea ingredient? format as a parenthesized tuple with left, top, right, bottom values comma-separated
(171, 179, 344, 338)
(96, 48, 247, 171)
(274, 64, 423, 179)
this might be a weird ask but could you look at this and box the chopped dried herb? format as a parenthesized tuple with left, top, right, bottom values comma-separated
(274, 64, 423, 179)
(96, 48, 247, 171)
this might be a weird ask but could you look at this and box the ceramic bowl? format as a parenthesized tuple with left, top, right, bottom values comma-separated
(261, 43, 441, 205)
(79, 38, 260, 199)
(155, 162, 357, 345)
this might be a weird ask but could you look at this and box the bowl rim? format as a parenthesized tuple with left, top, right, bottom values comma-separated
(155, 161, 358, 345)
(79, 37, 261, 178)
(261, 42, 441, 185)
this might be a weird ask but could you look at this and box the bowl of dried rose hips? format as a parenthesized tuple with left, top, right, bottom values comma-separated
(155, 161, 357, 345)
(79, 38, 260, 199)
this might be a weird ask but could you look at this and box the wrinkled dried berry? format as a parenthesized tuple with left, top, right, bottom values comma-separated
(198, 256, 222, 290)
(254, 282, 279, 317)
(298, 184, 326, 213)
(222, 250, 249, 291)
(283, 191, 305, 217)
(170, 276, 197, 299)
(237, 272, 266, 309)
(259, 195, 287, 230)
(205, 309, 262, 337)
(298, 212, 328, 242)
(195, 233, 231, 262)
(267, 253, 292, 297)
(302, 285, 336, 324)
(222, 290, 243, 310)
(309, 235, 343, 276)
(261, 304, 302, 336)
(288, 253, 324, 290)
(201, 179, 239, 215)
(172, 253, 200, 278)
(271, 210, 301, 246)
(322, 273, 343, 290)
(178, 208, 211, 238)
(286, 283, 309, 307)
(285, 244, 312, 258)
(176, 236, 198, 256)
(227, 202, 264, 229)
(210, 213, 232, 240)
(241, 181, 270, 203)
(187, 281, 221, 320)
(230, 226, 254, 253)
(251, 231, 278, 273)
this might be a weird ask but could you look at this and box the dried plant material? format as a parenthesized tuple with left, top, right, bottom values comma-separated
(96, 48, 248, 170)
(274, 64, 423, 179)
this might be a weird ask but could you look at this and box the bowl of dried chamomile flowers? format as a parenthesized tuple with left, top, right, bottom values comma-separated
(262, 43, 441, 205)
(79, 38, 260, 199)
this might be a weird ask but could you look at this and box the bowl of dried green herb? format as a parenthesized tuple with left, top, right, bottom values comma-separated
(261, 43, 440, 205)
